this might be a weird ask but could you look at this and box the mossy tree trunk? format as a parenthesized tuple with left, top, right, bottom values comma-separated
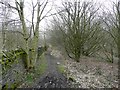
(15, 0, 49, 70)
(15, 1, 31, 69)
(30, 0, 48, 68)
(30, 26, 39, 68)
(14, 0, 50, 70)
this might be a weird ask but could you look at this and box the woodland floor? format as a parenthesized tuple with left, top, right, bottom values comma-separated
(51, 49, 119, 88)
(4, 51, 72, 88)
(1, 49, 119, 89)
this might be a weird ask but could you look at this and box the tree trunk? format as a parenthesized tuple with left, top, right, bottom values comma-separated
(15, 1, 31, 70)
(30, 25, 39, 68)
(25, 40, 30, 69)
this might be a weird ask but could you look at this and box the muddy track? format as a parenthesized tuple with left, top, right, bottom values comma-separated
(33, 53, 70, 88)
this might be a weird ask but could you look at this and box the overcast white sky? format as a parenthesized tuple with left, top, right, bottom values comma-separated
(4, 0, 118, 30)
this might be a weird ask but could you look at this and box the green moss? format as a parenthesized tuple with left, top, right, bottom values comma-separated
(1, 49, 25, 71)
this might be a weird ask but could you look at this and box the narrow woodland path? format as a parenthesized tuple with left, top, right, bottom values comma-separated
(33, 52, 70, 88)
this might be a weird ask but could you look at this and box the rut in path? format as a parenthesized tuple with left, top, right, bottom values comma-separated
(33, 53, 70, 88)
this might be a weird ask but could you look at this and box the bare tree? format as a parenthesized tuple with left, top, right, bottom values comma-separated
(0, 0, 53, 70)
(15, 0, 53, 70)
(101, 1, 120, 87)
(0, 0, 11, 51)
(115, 1, 120, 88)
(50, 0, 103, 62)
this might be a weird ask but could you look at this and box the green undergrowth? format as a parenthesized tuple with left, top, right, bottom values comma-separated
(2, 82, 21, 90)
(57, 64, 66, 75)
(2, 53, 47, 89)
(22, 53, 47, 87)
(36, 53, 47, 75)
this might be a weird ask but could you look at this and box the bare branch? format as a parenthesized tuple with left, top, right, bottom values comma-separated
(38, 0, 48, 21)
(0, 1, 18, 10)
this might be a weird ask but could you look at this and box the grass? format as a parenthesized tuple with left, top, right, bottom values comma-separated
(25, 73, 34, 84)
(57, 64, 65, 74)
(22, 53, 47, 87)
(36, 53, 47, 75)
